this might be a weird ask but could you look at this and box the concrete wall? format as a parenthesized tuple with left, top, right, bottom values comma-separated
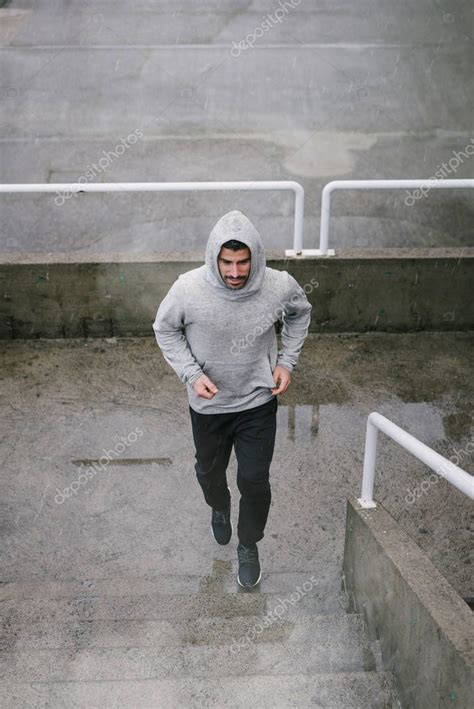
(0, 248, 472, 339)
(343, 498, 474, 709)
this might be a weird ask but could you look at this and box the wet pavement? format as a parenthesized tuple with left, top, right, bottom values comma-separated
(1, 331, 472, 596)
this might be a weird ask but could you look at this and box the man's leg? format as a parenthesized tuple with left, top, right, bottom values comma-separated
(189, 406, 234, 511)
(233, 397, 278, 546)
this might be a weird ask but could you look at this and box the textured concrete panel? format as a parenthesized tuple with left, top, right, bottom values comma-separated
(343, 498, 474, 708)
(0, 249, 472, 338)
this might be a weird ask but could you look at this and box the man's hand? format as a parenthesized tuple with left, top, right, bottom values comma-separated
(192, 374, 219, 399)
(271, 365, 291, 395)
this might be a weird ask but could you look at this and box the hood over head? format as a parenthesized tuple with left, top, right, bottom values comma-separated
(204, 210, 266, 301)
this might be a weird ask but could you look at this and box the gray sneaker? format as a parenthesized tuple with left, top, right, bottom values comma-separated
(237, 542, 261, 588)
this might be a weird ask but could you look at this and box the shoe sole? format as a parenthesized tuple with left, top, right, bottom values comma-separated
(237, 568, 262, 588)
(211, 519, 233, 545)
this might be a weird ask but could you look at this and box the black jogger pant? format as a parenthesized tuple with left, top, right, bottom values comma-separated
(189, 396, 278, 546)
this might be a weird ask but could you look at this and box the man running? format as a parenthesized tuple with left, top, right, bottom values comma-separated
(153, 210, 312, 588)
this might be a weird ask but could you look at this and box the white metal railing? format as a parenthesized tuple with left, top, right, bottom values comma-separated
(0, 180, 305, 252)
(3, 178, 473, 257)
(285, 178, 474, 257)
(358, 412, 474, 509)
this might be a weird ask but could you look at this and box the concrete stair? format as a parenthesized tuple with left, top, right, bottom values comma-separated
(0, 570, 401, 708)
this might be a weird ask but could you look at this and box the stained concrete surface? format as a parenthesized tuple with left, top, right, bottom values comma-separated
(0, 332, 472, 596)
(1, 1, 473, 252)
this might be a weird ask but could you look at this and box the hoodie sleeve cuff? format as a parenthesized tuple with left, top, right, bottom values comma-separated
(276, 359, 294, 374)
(186, 369, 204, 386)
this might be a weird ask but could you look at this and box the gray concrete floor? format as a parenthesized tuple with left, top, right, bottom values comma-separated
(1, 1, 473, 252)
(1, 332, 472, 597)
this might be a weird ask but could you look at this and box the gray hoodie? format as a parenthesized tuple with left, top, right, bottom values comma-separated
(152, 210, 312, 414)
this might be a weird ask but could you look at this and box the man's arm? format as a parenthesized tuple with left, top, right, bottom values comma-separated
(276, 274, 312, 373)
(152, 279, 204, 386)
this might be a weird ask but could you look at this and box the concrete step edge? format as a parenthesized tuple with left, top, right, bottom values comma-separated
(2, 612, 370, 652)
(0, 572, 343, 600)
(1, 642, 382, 682)
(1, 671, 401, 708)
(1, 596, 351, 624)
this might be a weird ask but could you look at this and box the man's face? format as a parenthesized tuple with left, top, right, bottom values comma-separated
(217, 246, 251, 289)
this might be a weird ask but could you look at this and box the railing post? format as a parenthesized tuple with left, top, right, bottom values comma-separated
(358, 414, 378, 508)
(293, 182, 305, 254)
(285, 180, 335, 257)
(319, 182, 332, 256)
